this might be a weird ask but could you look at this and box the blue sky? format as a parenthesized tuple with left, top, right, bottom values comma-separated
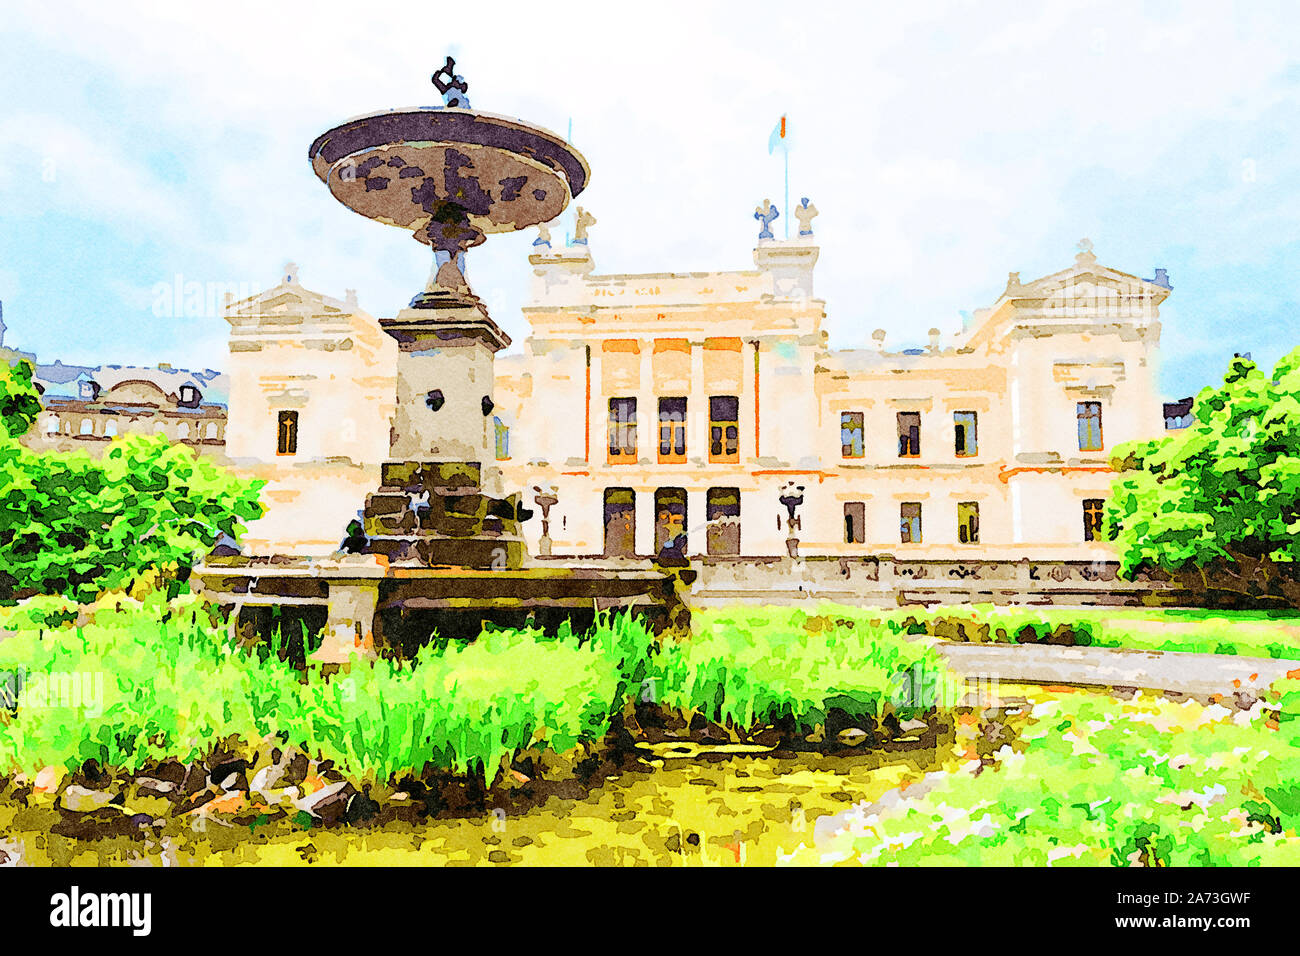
(2, 1, 1299, 399)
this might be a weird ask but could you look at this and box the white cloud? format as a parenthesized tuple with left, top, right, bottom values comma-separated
(3, 0, 1299, 382)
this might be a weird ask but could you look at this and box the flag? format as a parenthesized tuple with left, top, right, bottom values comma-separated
(768, 115, 787, 154)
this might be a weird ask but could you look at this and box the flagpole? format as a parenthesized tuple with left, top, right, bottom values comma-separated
(784, 146, 789, 240)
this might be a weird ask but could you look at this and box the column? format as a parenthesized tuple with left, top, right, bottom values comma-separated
(313, 581, 379, 664)
(635, 487, 656, 557)
(686, 487, 707, 557)
(638, 340, 654, 465)
(587, 341, 601, 465)
(690, 340, 706, 463)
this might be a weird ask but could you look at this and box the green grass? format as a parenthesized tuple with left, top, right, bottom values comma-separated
(0, 594, 626, 786)
(659, 606, 956, 731)
(731, 602, 1300, 659)
(0, 596, 953, 787)
(791, 681, 1300, 866)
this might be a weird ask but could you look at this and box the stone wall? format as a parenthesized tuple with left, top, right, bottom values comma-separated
(684, 555, 1182, 607)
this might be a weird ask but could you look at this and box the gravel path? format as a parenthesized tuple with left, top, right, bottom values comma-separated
(938, 642, 1300, 698)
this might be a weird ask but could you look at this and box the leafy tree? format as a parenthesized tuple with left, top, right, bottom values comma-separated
(0, 433, 263, 603)
(0, 358, 42, 440)
(1107, 350, 1300, 605)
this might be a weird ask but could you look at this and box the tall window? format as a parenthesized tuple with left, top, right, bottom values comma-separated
(1083, 498, 1105, 541)
(954, 411, 978, 457)
(493, 416, 509, 460)
(957, 501, 980, 543)
(844, 501, 866, 544)
(1077, 401, 1103, 451)
(658, 397, 687, 463)
(276, 410, 299, 455)
(841, 412, 864, 458)
(608, 397, 637, 463)
(900, 502, 922, 543)
(709, 395, 740, 463)
(897, 412, 921, 458)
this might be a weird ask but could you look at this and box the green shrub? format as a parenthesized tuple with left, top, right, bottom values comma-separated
(0, 433, 263, 603)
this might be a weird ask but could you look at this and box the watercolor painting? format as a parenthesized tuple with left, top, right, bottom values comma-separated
(1, 2, 1298, 894)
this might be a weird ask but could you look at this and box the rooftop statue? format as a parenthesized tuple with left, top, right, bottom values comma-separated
(754, 199, 779, 240)
(795, 197, 818, 236)
(572, 207, 596, 245)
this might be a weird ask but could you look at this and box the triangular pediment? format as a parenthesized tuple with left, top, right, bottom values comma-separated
(227, 280, 356, 319)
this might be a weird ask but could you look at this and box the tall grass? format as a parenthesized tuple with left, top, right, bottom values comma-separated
(0, 597, 958, 787)
(656, 606, 955, 731)
(0, 595, 623, 786)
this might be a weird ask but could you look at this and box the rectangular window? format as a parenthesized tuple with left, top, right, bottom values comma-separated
(897, 412, 921, 458)
(1077, 401, 1103, 451)
(957, 501, 980, 544)
(900, 502, 922, 544)
(954, 411, 978, 457)
(276, 410, 298, 455)
(841, 412, 864, 458)
(844, 501, 866, 544)
(1083, 498, 1105, 542)
(709, 395, 740, 463)
(493, 416, 509, 460)
(706, 487, 741, 555)
(608, 397, 637, 463)
(658, 397, 687, 463)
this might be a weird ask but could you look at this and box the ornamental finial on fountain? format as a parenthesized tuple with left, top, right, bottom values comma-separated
(431, 55, 470, 109)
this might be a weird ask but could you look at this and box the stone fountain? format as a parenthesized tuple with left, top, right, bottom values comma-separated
(195, 60, 689, 660)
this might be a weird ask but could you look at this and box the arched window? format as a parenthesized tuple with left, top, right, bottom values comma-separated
(43, 416, 58, 434)
(206, 421, 219, 439)
(177, 422, 190, 439)
(104, 420, 118, 437)
(79, 419, 94, 436)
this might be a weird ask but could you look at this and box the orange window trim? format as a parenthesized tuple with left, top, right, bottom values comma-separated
(704, 336, 743, 351)
(602, 339, 641, 353)
(653, 338, 691, 354)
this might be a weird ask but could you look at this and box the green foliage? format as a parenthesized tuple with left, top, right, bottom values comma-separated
(0, 359, 41, 440)
(654, 606, 954, 731)
(783, 601, 1300, 658)
(1107, 350, 1300, 602)
(799, 691, 1300, 866)
(0, 433, 263, 602)
(0, 599, 958, 787)
(0, 597, 621, 787)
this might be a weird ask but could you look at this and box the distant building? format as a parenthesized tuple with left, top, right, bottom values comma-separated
(23, 364, 229, 458)
(1163, 397, 1195, 430)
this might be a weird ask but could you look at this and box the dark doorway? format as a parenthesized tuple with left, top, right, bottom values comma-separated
(706, 487, 741, 555)
(654, 487, 688, 553)
(603, 487, 636, 556)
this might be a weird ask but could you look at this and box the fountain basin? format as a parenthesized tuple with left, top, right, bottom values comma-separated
(308, 108, 589, 247)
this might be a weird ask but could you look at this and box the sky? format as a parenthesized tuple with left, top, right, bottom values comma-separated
(2, 0, 1299, 400)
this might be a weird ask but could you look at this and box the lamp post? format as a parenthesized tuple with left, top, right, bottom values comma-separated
(532, 484, 559, 557)
(779, 481, 805, 559)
